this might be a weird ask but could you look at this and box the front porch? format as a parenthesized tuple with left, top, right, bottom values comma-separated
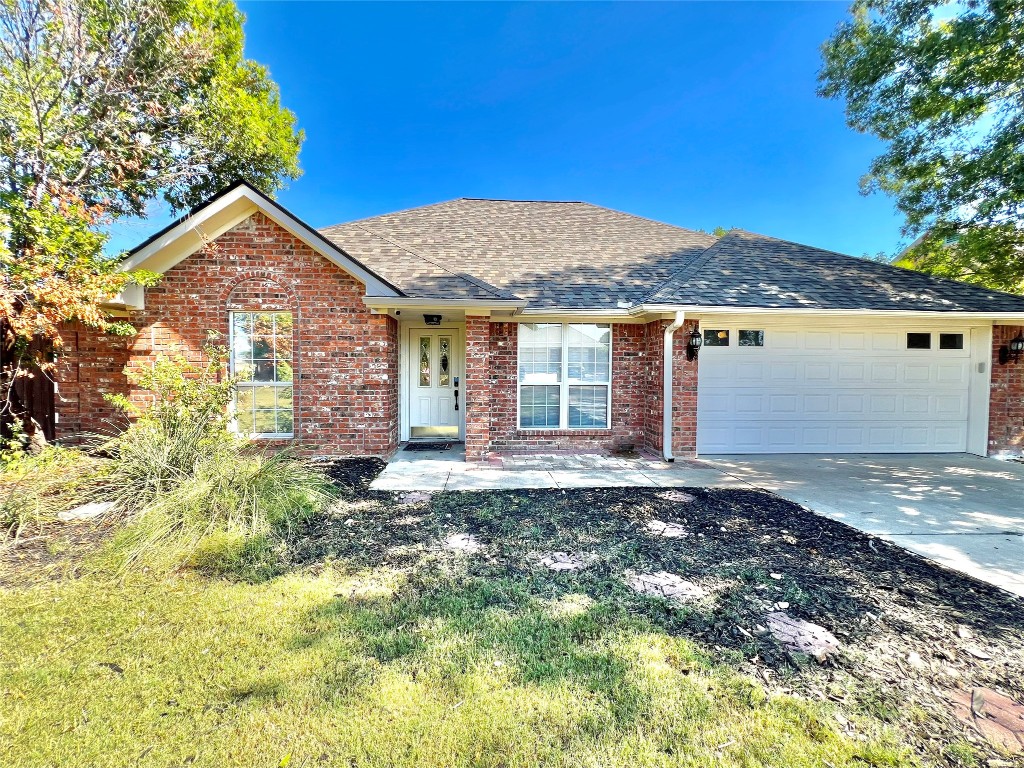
(370, 443, 749, 491)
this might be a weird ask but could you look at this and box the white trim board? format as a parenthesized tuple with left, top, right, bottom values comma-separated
(120, 183, 401, 299)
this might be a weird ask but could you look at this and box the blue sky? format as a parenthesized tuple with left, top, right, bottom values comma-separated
(108, 1, 905, 259)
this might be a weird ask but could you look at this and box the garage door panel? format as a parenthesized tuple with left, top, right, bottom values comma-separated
(697, 325, 971, 454)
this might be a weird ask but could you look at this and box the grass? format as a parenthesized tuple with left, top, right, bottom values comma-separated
(0, 569, 909, 768)
(0, 485, 931, 768)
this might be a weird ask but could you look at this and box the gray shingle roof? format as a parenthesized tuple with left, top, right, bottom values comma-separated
(646, 229, 1024, 313)
(320, 199, 716, 309)
(319, 200, 1024, 314)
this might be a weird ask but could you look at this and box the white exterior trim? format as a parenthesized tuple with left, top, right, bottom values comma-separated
(640, 304, 1024, 323)
(967, 325, 993, 456)
(121, 183, 401, 298)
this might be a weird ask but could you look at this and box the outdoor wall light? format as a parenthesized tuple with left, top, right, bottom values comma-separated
(999, 332, 1024, 365)
(686, 327, 703, 361)
(423, 314, 442, 326)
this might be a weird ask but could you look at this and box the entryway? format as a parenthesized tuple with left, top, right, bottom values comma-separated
(402, 324, 464, 441)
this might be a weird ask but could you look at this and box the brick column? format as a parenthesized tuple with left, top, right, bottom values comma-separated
(464, 316, 491, 462)
(990, 325, 1024, 456)
(642, 319, 667, 455)
(672, 320, 699, 457)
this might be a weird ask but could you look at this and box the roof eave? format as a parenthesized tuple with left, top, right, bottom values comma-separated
(121, 181, 405, 298)
(638, 303, 1024, 321)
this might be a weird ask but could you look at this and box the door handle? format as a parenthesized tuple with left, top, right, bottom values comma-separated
(454, 376, 459, 411)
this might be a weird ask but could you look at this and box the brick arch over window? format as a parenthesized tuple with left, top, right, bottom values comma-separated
(222, 272, 298, 313)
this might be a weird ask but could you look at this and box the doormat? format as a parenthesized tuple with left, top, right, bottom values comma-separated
(404, 442, 453, 452)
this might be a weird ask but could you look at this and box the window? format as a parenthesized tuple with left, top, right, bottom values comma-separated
(704, 329, 730, 347)
(231, 311, 294, 437)
(738, 329, 765, 347)
(939, 333, 964, 350)
(519, 323, 611, 429)
(907, 332, 931, 350)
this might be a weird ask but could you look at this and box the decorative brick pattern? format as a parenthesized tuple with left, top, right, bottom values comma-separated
(990, 325, 1024, 456)
(55, 212, 399, 457)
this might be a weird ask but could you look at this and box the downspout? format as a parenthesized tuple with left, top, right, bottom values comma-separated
(662, 311, 685, 461)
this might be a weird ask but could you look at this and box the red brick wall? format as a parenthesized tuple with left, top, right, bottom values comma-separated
(990, 325, 1024, 456)
(641, 320, 667, 455)
(55, 212, 399, 457)
(463, 320, 669, 461)
(464, 315, 491, 461)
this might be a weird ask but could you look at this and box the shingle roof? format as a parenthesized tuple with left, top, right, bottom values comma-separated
(320, 199, 716, 309)
(646, 229, 1024, 313)
(319, 199, 1024, 314)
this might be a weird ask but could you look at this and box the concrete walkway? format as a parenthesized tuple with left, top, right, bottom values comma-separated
(371, 445, 750, 491)
(703, 454, 1024, 597)
(371, 446, 1024, 596)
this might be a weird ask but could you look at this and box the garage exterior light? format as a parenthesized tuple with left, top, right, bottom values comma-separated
(686, 327, 703, 361)
(1001, 332, 1024, 364)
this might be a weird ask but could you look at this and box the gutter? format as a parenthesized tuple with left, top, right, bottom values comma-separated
(662, 310, 686, 461)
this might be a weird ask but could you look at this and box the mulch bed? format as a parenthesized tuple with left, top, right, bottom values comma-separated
(315, 457, 386, 495)
(293, 468, 1024, 766)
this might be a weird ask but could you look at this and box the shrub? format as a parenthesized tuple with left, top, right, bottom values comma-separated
(99, 349, 335, 574)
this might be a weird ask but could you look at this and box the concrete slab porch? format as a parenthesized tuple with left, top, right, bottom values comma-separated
(370, 445, 749, 492)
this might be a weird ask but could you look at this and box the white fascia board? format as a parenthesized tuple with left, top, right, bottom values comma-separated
(639, 304, 1024, 322)
(363, 297, 527, 310)
(121, 184, 401, 297)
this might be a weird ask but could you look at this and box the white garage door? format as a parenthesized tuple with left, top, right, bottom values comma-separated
(696, 325, 972, 454)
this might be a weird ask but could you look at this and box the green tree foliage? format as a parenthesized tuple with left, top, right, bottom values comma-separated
(0, 0, 302, 435)
(819, 0, 1024, 293)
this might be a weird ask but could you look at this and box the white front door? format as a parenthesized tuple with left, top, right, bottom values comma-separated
(408, 327, 462, 439)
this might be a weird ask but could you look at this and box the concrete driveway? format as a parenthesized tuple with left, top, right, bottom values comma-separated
(703, 454, 1024, 597)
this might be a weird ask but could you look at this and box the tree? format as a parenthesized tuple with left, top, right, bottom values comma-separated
(819, 0, 1024, 293)
(0, 0, 303, 440)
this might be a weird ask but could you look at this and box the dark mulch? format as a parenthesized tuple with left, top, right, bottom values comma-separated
(316, 457, 386, 495)
(291, 475, 1024, 766)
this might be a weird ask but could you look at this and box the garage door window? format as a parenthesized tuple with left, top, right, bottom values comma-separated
(939, 333, 964, 350)
(738, 330, 765, 347)
(907, 332, 932, 349)
(519, 323, 611, 429)
(704, 329, 730, 347)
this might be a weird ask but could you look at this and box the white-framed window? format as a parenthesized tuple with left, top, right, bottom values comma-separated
(518, 323, 611, 429)
(230, 311, 294, 438)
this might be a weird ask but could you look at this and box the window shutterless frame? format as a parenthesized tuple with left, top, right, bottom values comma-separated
(517, 323, 612, 430)
(229, 311, 294, 439)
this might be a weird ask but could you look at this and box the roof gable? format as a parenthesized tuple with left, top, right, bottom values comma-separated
(122, 181, 403, 298)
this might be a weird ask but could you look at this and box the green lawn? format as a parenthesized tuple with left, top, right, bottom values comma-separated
(4, 482, 1014, 767)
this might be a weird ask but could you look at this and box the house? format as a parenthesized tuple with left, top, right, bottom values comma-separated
(55, 181, 1024, 461)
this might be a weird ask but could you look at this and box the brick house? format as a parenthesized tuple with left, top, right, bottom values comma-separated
(56, 181, 1024, 462)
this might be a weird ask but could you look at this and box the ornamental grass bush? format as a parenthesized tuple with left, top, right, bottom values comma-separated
(96, 349, 335, 575)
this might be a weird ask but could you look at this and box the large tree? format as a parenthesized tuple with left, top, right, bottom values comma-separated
(819, 0, 1024, 294)
(0, 0, 302, 439)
